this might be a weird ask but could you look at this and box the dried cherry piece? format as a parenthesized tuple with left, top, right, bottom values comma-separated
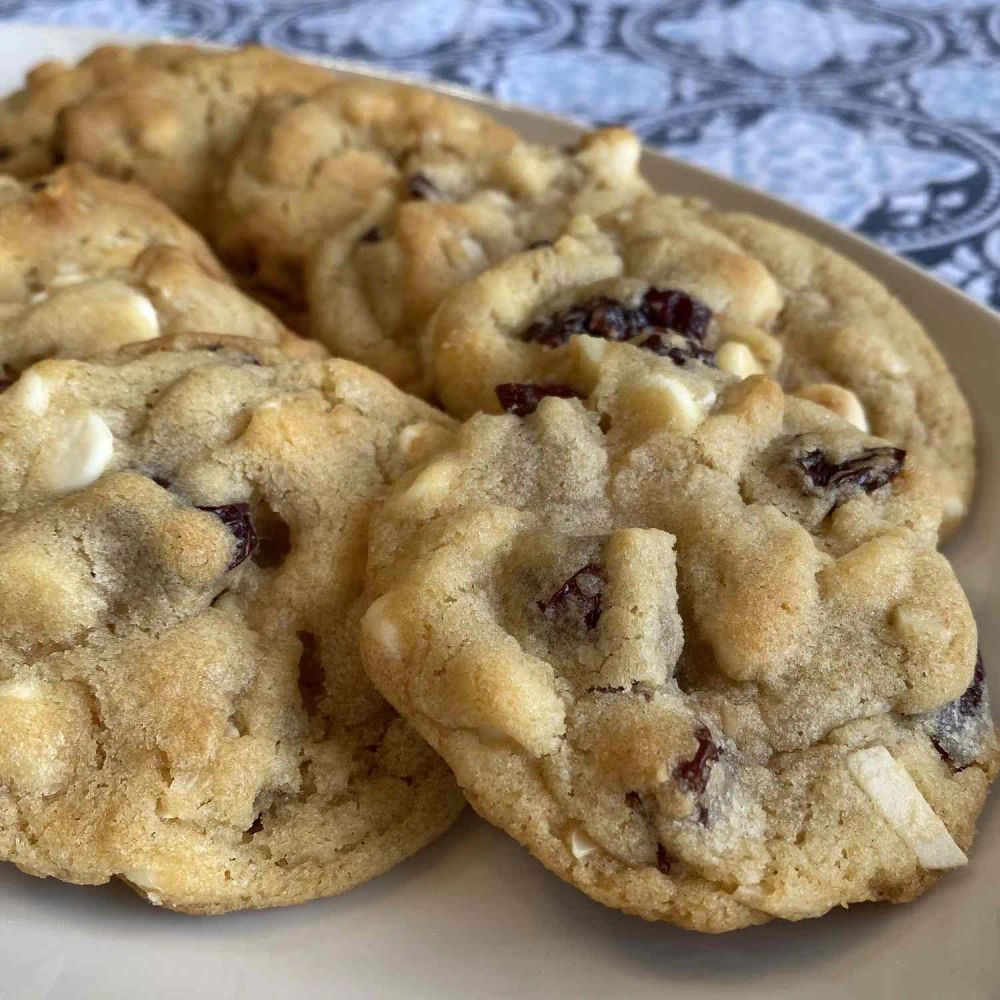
(795, 446, 905, 500)
(675, 724, 719, 796)
(928, 651, 990, 770)
(406, 173, 442, 200)
(641, 288, 711, 340)
(537, 562, 605, 630)
(495, 382, 581, 416)
(198, 503, 257, 570)
(655, 843, 674, 875)
(637, 333, 715, 367)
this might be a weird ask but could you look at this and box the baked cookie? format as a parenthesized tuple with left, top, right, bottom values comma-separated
(0, 337, 463, 913)
(426, 204, 974, 533)
(0, 43, 194, 179)
(0, 44, 336, 223)
(212, 79, 519, 303)
(362, 367, 997, 932)
(0, 165, 320, 378)
(307, 129, 650, 394)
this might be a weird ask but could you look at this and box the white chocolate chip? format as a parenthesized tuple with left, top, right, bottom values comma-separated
(0, 679, 41, 701)
(847, 746, 966, 870)
(716, 341, 764, 379)
(119, 288, 160, 341)
(795, 383, 869, 432)
(637, 375, 706, 433)
(362, 596, 402, 660)
(122, 868, 164, 906)
(397, 421, 452, 464)
(399, 459, 456, 506)
(11, 370, 49, 415)
(942, 496, 965, 520)
(568, 827, 600, 860)
(37, 410, 114, 494)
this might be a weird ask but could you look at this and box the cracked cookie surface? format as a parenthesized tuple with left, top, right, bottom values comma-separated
(307, 128, 650, 395)
(212, 78, 519, 306)
(0, 44, 336, 223)
(0, 165, 320, 377)
(427, 200, 974, 534)
(362, 365, 996, 932)
(0, 338, 463, 913)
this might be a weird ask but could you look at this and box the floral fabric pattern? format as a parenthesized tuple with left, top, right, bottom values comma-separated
(2, 0, 998, 310)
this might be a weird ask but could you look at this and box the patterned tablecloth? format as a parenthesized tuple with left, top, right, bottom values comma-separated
(2, 0, 999, 310)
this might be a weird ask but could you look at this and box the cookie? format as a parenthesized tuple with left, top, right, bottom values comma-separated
(362, 366, 997, 932)
(306, 129, 651, 394)
(212, 79, 519, 303)
(0, 338, 463, 913)
(0, 44, 337, 223)
(0, 165, 321, 377)
(426, 204, 974, 533)
(0, 43, 194, 179)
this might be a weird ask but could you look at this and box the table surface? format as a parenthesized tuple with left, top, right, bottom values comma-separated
(1, 0, 999, 313)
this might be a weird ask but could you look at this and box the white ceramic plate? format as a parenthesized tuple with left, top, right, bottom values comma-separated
(0, 24, 997, 1000)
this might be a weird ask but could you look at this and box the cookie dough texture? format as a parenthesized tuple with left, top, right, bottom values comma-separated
(212, 78, 519, 302)
(0, 339, 464, 913)
(362, 368, 997, 932)
(0, 44, 336, 221)
(0, 166, 320, 373)
(308, 128, 651, 395)
(426, 201, 975, 532)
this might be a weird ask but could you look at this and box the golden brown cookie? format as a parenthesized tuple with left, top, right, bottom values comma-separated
(212, 79, 519, 303)
(362, 367, 996, 932)
(307, 129, 651, 394)
(426, 203, 974, 533)
(0, 165, 321, 376)
(0, 339, 463, 913)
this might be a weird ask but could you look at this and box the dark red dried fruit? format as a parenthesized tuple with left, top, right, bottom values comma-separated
(537, 562, 605, 630)
(406, 173, 441, 200)
(929, 651, 989, 770)
(522, 287, 713, 362)
(642, 288, 711, 340)
(795, 446, 905, 500)
(495, 382, 581, 416)
(638, 333, 715, 367)
(655, 843, 674, 875)
(198, 503, 257, 570)
(675, 724, 719, 796)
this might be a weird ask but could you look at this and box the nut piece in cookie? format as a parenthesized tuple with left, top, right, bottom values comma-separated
(362, 366, 996, 932)
(0, 341, 463, 913)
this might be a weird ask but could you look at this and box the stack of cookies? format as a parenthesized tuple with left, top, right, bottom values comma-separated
(0, 44, 994, 932)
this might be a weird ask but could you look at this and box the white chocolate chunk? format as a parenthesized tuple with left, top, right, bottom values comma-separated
(118, 288, 160, 341)
(795, 383, 869, 432)
(362, 596, 402, 660)
(637, 375, 706, 433)
(942, 495, 965, 520)
(568, 827, 600, 860)
(399, 459, 456, 506)
(37, 410, 114, 494)
(122, 868, 164, 905)
(0, 679, 41, 701)
(11, 370, 49, 415)
(397, 421, 453, 464)
(847, 746, 966, 870)
(716, 341, 764, 379)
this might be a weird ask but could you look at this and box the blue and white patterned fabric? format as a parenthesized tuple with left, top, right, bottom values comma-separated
(3, 0, 999, 310)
